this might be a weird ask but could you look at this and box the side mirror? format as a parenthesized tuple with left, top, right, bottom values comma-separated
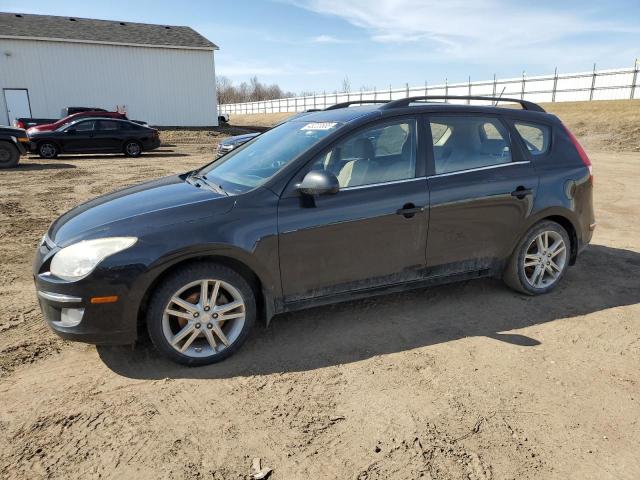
(298, 170, 339, 196)
(65, 128, 76, 134)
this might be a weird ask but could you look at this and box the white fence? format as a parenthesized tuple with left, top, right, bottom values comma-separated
(220, 63, 640, 115)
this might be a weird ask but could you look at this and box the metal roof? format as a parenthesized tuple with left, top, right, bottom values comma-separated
(0, 12, 218, 50)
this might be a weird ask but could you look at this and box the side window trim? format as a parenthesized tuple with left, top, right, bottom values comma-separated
(426, 113, 521, 176)
(341, 176, 425, 191)
(427, 160, 531, 178)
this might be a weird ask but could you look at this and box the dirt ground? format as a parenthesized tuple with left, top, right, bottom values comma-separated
(1, 101, 639, 479)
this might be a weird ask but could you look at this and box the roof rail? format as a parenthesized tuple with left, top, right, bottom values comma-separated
(379, 95, 545, 113)
(325, 100, 390, 110)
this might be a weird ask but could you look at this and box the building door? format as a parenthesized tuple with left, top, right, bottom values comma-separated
(4, 89, 32, 126)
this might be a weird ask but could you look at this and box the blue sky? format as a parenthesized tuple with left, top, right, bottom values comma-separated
(2, 0, 639, 93)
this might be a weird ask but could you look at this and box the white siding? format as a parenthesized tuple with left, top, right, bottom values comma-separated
(0, 38, 218, 126)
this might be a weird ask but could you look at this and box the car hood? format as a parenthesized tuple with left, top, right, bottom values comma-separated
(49, 174, 234, 246)
(0, 126, 26, 136)
(28, 124, 56, 133)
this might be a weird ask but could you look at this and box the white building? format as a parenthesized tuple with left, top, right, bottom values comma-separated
(0, 12, 219, 127)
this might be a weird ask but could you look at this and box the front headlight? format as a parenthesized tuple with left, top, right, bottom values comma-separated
(50, 237, 137, 281)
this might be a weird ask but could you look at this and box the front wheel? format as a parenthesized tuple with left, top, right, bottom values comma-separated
(0, 142, 20, 168)
(146, 263, 256, 366)
(503, 221, 570, 295)
(123, 140, 142, 157)
(38, 142, 58, 159)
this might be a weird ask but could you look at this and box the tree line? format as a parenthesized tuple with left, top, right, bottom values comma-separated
(216, 76, 360, 104)
(216, 76, 297, 104)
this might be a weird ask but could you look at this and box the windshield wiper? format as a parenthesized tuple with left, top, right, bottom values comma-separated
(187, 172, 228, 196)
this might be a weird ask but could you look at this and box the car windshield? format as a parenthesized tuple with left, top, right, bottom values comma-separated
(198, 120, 340, 195)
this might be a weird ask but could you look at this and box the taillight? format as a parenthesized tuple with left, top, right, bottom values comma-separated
(563, 124, 592, 184)
(15, 120, 25, 129)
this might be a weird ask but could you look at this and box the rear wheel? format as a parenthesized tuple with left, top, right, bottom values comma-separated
(146, 263, 256, 366)
(503, 220, 570, 295)
(0, 142, 20, 168)
(38, 142, 58, 159)
(124, 140, 142, 157)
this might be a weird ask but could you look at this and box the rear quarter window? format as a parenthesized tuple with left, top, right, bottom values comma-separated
(514, 122, 551, 156)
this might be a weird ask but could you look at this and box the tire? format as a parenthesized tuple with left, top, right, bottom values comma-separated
(146, 262, 256, 366)
(123, 140, 142, 157)
(38, 142, 58, 159)
(0, 141, 20, 168)
(503, 220, 571, 295)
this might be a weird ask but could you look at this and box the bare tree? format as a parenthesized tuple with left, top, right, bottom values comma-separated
(216, 76, 296, 103)
(341, 76, 351, 93)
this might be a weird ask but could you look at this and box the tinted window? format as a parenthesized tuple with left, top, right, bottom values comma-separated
(514, 122, 551, 155)
(95, 120, 120, 131)
(73, 121, 94, 132)
(119, 122, 142, 130)
(429, 116, 511, 174)
(312, 119, 416, 188)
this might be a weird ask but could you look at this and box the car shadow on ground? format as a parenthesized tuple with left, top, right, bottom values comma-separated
(97, 244, 640, 380)
(15, 162, 76, 170)
(27, 150, 189, 160)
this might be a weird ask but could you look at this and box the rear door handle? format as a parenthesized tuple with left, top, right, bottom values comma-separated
(511, 186, 533, 199)
(396, 203, 426, 218)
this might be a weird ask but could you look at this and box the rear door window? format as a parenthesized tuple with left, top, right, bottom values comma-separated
(429, 116, 512, 175)
(95, 120, 121, 131)
(514, 122, 551, 155)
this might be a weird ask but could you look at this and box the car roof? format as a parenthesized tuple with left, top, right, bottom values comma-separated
(66, 117, 141, 126)
(286, 105, 382, 124)
(291, 101, 557, 125)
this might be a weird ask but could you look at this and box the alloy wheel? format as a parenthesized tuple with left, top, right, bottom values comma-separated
(162, 279, 246, 358)
(523, 230, 567, 289)
(126, 142, 141, 156)
(39, 143, 57, 158)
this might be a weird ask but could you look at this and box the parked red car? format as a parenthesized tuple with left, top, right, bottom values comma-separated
(26, 111, 128, 133)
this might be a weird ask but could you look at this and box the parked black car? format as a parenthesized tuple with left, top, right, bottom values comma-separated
(216, 132, 260, 157)
(0, 125, 29, 168)
(216, 110, 322, 157)
(28, 118, 161, 158)
(33, 96, 595, 366)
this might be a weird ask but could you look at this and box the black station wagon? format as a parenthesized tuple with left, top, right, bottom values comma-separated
(33, 96, 595, 365)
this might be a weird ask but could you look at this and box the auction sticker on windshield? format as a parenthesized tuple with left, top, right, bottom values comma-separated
(301, 122, 338, 130)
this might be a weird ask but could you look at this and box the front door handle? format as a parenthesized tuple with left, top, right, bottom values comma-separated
(396, 203, 426, 218)
(511, 186, 533, 199)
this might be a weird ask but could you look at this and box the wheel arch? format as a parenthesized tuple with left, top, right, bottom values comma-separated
(122, 138, 143, 153)
(515, 208, 579, 265)
(136, 252, 277, 330)
(37, 138, 61, 150)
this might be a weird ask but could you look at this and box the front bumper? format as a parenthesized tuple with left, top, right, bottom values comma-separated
(147, 138, 162, 151)
(33, 239, 140, 345)
(35, 284, 138, 345)
(14, 139, 28, 155)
